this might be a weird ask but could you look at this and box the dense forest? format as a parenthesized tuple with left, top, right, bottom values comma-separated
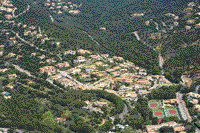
(163, 45, 200, 83)
(13, 0, 161, 75)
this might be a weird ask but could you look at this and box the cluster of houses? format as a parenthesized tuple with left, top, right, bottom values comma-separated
(44, 0, 81, 14)
(182, 2, 200, 30)
(145, 121, 189, 133)
(0, 0, 14, 20)
(187, 92, 200, 112)
(39, 66, 57, 76)
(82, 100, 109, 114)
(0, 44, 4, 56)
(131, 12, 145, 17)
(1, 91, 11, 99)
(42, 49, 175, 101)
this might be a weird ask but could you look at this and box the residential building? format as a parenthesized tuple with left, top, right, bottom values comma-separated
(75, 56, 86, 63)
(5, 14, 12, 19)
(38, 55, 45, 60)
(0, 68, 8, 73)
(194, 104, 200, 112)
(146, 121, 183, 133)
(39, 66, 56, 75)
(7, 52, 16, 58)
(136, 79, 151, 86)
(164, 99, 177, 104)
(185, 25, 192, 30)
(105, 89, 119, 96)
(31, 53, 37, 56)
(64, 50, 76, 55)
(90, 55, 101, 60)
(55, 118, 66, 123)
(50, 73, 62, 80)
(68, 68, 81, 74)
(188, 92, 200, 98)
(189, 99, 198, 104)
(56, 62, 70, 68)
(101, 54, 109, 58)
(139, 90, 151, 95)
(107, 58, 114, 63)
(93, 101, 108, 107)
(80, 73, 90, 79)
(187, 19, 195, 24)
(36, 34, 43, 38)
(139, 69, 147, 76)
(77, 49, 91, 54)
(8, 74, 17, 79)
(0, 51, 3, 56)
(5, 84, 14, 90)
(0, 128, 9, 132)
(95, 61, 104, 66)
(195, 23, 200, 28)
(115, 77, 133, 85)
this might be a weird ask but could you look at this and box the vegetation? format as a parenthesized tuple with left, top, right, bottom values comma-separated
(163, 45, 200, 83)
(159, 126, 174, 133)
(83, 90, 124, 115)
(147, 85, 183, 100)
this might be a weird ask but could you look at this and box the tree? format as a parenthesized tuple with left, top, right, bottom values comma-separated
(41, 72, 48, 80)
(41, 111, 57, 129)
(73, 101, 87, 108)
(152, 117, 158, 125)
(159, 126, 174, 133)
(99, 121, 113, 132)
(162, 116, 179, 123)
(114, 118, 121, 125)
(152, 65, 161, 75)
(0, 93, 44, 131)
(113, 81, 121, 91)
(126, 116, 144, 129)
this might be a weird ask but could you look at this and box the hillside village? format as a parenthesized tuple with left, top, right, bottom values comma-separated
(44, 0, 81, 14)
(0, 0, 200, 132)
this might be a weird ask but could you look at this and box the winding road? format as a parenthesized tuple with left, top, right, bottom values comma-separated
(12, 5, 30, 19)
(176, 92, 192, 122)
(11, 30, 63, 61)
(6, 61, 64, 91)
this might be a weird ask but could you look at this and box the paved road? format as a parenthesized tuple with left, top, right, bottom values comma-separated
(12, 8, 17, 18)
(57, 69, 86, 88)
(82, 31, 100, 46)
(38, 26, 41, 34)
(12, 5, 30, 19)
(49, 15, 54, 22)
(6, 61, 64, 91)
(11, 30, 63, 61)
(133, 31, 141, 41)
(176, 92, 192, 122)
(115, 104, 128, 119)
(159, 53, 165, 75)
(149, 79, 159, 90)
(196, 85, 200, 93)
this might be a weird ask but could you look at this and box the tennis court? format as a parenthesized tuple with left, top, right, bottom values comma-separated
(152, 109, 165, 118)
(165, 107, 181, 119)
(148, 100, 162, 110)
